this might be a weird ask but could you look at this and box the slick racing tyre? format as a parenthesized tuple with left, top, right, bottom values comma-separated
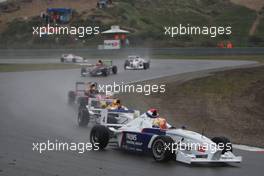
(72, 58, 76, 63)
(211, 136, 232, 154)
(68, 91, 76, 104)
(124, 60, 129, 70)
(90, 125, 110, 150)
(143, 62, 149, 70)
(151, 136, 174, 162)
(112, 65, 118, 74)
(60, 58, 64, 63)
(102, 68, 108, 77)
(78, 107, 90, 127)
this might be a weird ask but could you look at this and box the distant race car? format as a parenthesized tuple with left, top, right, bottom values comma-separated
(89, 111, 242, 164)
(124, 56, 150, 70)
(77, 98, 140, 127)
(81, 60, 118, 77)
(61, 54, 86, 63)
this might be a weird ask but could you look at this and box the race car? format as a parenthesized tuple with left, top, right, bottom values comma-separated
(81, 60, 118, 77)
(67, 82, 99, 105)
(124, 55, 150, 70)
(90, 110, 242, 164)
(77, 98, 140, 127)
(60, 54, 86, 63)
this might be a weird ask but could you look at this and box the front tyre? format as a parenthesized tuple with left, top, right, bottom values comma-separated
(112, 65, 118, 74)
(151, 136, 174, 162)
(78, 108, 90, 127)
(90, 125, 110, 150)
(211, 136, 232, 154)
(143, 62, 148, 70)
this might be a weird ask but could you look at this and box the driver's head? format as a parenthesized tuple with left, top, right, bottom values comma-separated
(116, 99, 121, 105)
(98, 60, 103, 64)
(112, 99, 118, 105)
(90, 83, 96, 90)
(153, 117, 167, 129)
(146, 108, 159, 118)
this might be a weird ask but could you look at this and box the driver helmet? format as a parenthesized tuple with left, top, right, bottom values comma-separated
(146, 108, 159, 118)
(90, 83, 96, 90)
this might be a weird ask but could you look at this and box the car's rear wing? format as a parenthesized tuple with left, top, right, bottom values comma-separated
(80, 60, 113, 67)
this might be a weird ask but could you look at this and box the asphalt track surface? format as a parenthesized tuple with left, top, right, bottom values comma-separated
(0, 59, 263, 176)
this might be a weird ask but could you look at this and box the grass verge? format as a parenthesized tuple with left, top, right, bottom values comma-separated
(118, 65, 264, 147)
(0, 63, 81, 72)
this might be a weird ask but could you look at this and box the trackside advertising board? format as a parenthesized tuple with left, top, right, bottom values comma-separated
(104, 40, 120, 49)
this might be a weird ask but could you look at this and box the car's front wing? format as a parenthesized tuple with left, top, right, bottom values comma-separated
(176, 151, 242, 164)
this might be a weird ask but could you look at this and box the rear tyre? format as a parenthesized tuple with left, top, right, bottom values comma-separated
(78, 107, 90, 127)
(90, 125, 110, 150)
(143, 63, 148, 70)
(72, 58, 76, 63)
(124, 60, 129, 70)
(112, 65, 118, 74)
(68, 91, 76, 104)
(151, 136, 174, 162)
(147, 62, 150, 69)
(60, 58, 64, 63)
(102, 69, 108, 77)
(211, 136, 232, 154)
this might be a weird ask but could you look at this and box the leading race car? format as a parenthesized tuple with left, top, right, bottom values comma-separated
(81, 60, 118, 77)
(60, 54, 87, 63)
(90, 109, 242, 164)
(124, 55, 150, 70)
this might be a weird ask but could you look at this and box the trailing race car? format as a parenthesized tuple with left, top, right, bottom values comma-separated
(77, 99, 140, 127)
(67, 81, 109, 107)
(67, 82, 100, 105)
(124, 55, 150, 70)
(90, 109, 242, 164)
(60, 54, 86, 63)
(81, 60, 118, 77)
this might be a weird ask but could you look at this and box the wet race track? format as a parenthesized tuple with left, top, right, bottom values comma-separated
(0, 58, 263, 176)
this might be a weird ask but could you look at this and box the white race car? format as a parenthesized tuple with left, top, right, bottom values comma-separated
(60, 54, 86, 63)
(90, 111, 242, 164)
(124, 56, 150, 70)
